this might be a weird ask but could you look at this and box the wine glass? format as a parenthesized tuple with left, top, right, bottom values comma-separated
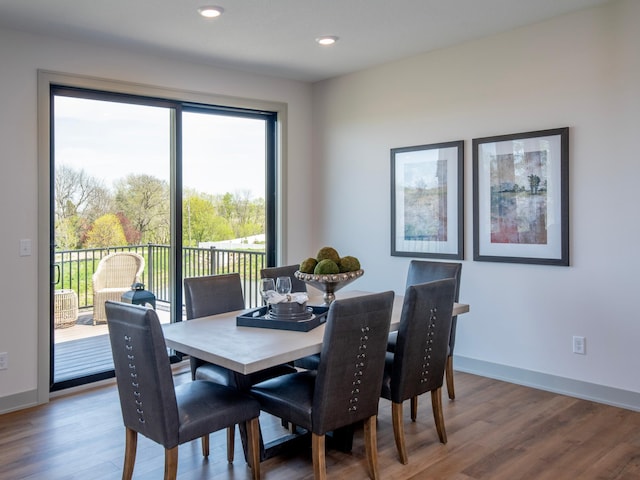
(276, 276, 292, 295)
(259, 278, 276, 304)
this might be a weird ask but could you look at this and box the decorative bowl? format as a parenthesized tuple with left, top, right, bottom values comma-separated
(294, 269, 364, 305)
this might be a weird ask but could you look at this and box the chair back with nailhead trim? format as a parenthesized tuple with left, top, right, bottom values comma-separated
(311, 291, 395, 435)
(382, 279, 456, 403)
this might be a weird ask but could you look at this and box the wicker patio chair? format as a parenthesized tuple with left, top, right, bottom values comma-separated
(92, 252, 145, 325)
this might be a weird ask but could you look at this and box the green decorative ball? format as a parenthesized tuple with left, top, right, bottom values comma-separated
(299, 257, 318, 273)
(316, 246, 340, 263)
(339, 256, 361, 273)
(314, 259, 340, 275)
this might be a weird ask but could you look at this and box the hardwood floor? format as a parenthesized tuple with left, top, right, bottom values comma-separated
(1, 368, 639, 479)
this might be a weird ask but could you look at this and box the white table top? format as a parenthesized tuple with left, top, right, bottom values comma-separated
(163, 290, 469, 375)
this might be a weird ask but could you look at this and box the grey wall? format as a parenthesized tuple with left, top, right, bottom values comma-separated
(310, 0, 640, 408)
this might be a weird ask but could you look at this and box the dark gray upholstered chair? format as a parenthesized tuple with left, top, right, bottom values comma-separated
(260, 264, 307, 293)
(184, 273, 245, 382)
(183, 273, 296, 387)
(387, 260, 462, 400)
(105, 301, 261, 480)
(183, 273, 296, 458)
(380, 279, 456, 464)
(250, 291, 395, 480)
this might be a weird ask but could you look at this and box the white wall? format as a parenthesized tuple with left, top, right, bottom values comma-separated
(311, 0, 640, 406)
(0, 27, 314, 407)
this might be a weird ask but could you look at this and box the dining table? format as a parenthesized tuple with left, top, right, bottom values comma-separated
(163, 290, 469, 377)
(162, 289, 470, 460)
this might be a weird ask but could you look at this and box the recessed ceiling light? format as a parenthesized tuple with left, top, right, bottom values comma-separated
(198, 6, 224, 18)
(316, 36, 339, 46)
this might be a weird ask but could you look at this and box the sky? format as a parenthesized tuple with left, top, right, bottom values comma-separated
(54, 95, 266, 199)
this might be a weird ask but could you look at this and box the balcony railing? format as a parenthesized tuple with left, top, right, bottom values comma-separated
(54, 244, 267, 310)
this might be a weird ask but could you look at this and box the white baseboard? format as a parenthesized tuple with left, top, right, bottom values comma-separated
(1, 360, 191, 414)
(0, 389, 39, 414)
(454, 355, 640, 412)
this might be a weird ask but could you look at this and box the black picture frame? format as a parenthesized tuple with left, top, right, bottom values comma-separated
(391, 140, 464, 260)
(472, 127, 569, 266)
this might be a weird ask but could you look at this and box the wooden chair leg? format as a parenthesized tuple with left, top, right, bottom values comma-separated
(391, 402, 408, 465)
(227, 426, 235, 463)
(123, 427, 137, 480)
(164, 446, 179, 480)
(364, 415, 380, 479)
(410, 396, 418, 421)
(201, 434, 209, 458)
(246, 418, 261, 480)
(312, 433, 326, 480)
(446, 355, 455, 400)
(431, 387, 447, 444)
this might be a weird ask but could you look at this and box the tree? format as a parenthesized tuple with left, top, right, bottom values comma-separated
(528, 174, 541, 195)
(55, 165, 113, 247)
(116, 212, 141, 244)
(215, 191, 265, 239)
(54, 165, 108, 220)
(85, 214, 127, 248)
(55, 216, 81, 249)
(83, 186, 113, 224)
(114, 174, 170, 244)
(183, 193, 234, 246)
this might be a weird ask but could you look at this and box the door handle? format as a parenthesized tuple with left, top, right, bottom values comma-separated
(52, 264, 60, 285)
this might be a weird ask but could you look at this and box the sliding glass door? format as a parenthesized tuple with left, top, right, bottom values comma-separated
(50, 87, 276, 390)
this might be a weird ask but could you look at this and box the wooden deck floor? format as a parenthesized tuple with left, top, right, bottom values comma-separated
(53, 307, 172, 384)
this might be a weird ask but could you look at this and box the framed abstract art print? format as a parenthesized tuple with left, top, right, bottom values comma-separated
(391, 140, 464, 259)
(472, 127, 569, 266)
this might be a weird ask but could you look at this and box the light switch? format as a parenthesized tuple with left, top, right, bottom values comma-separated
(19, 239, 31, 257)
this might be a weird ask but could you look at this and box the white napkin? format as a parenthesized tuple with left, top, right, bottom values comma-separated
(266, 292, 309, 304)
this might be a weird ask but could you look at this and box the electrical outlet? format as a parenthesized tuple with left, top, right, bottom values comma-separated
(573, 336, 586, 355)
(0, 352, 8, 370)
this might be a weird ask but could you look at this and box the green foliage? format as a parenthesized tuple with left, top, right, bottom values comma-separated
(114, 174, 170, 244)
(54, 256, 97, 305)
(217, 191, 265, 239)
(183, 193, 236, 246)
(55, 165, 112, 247)
(236, 221, 263, 239)
(55, 216, 82, 249)
(56, 166, 267, 250)
(85, 214, 127, 248)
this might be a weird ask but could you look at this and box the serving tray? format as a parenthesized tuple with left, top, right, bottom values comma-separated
(237, 305, 329, 332)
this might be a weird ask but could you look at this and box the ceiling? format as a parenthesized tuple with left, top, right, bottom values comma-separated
(0, 0, 610, 83)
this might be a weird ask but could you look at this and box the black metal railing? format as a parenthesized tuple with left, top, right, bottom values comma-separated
(54, 244, 267, 310)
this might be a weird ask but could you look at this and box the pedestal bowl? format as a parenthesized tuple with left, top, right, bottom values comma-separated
(294, 269, 364, 305)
